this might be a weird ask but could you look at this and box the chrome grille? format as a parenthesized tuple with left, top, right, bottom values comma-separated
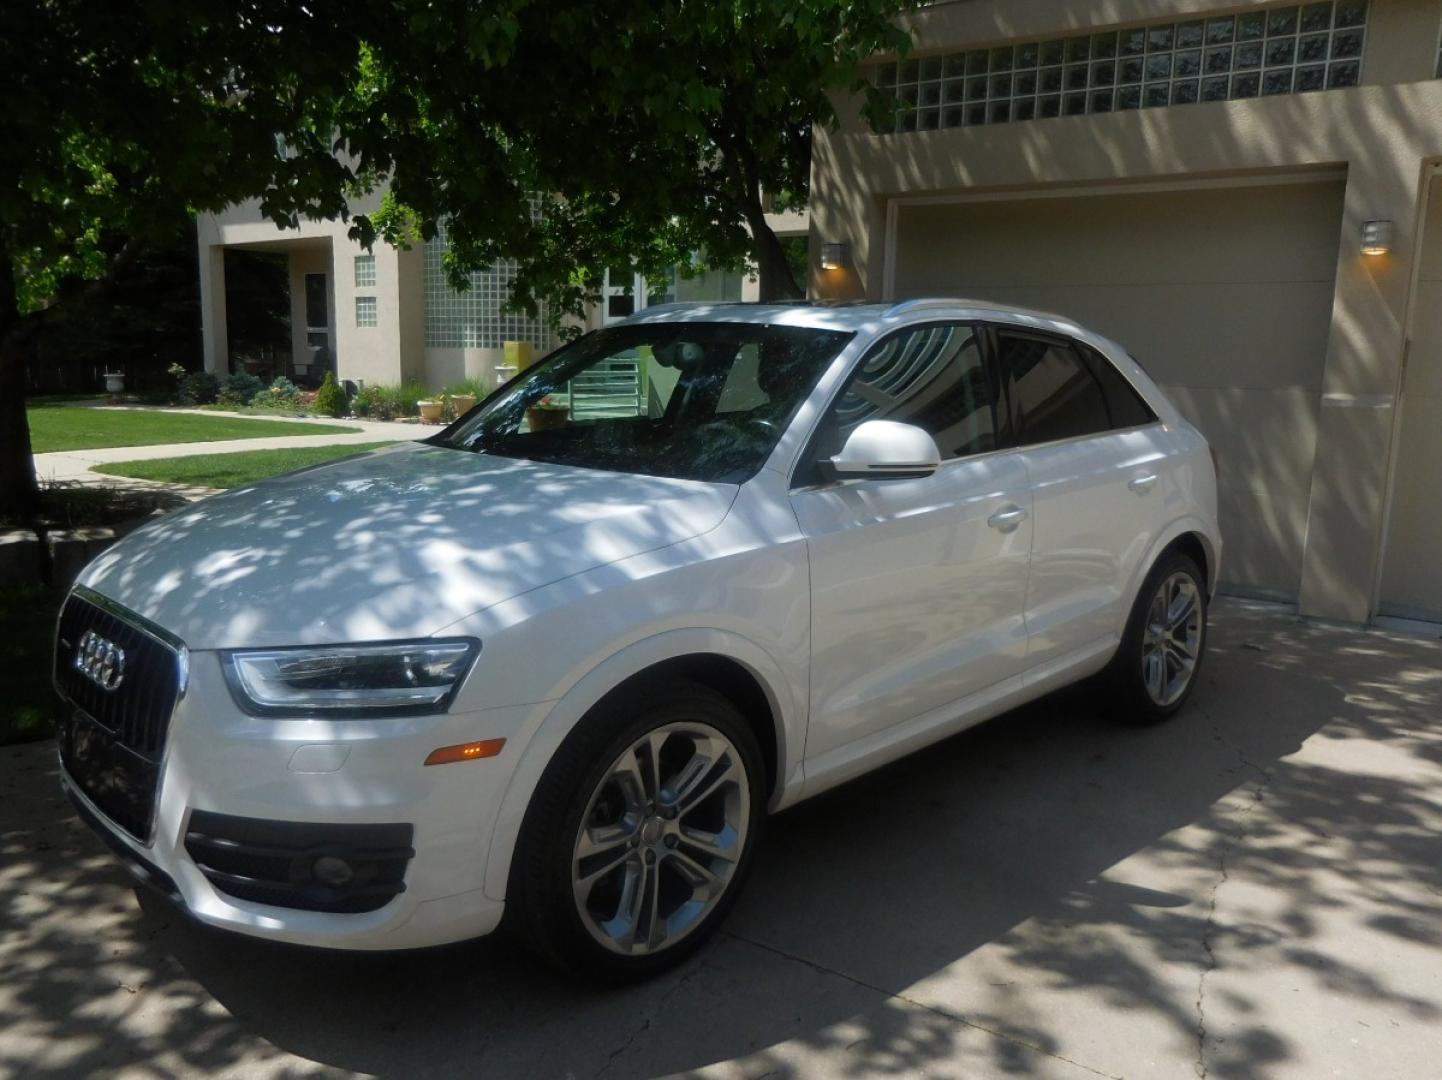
(55, 589, 185, 840)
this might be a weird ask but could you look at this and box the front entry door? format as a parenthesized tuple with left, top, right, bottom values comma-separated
(302, 272, 331, 377)
(792, 322, 1032, 764)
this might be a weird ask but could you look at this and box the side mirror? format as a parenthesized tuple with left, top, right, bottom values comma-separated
(825, 420, 941, 481)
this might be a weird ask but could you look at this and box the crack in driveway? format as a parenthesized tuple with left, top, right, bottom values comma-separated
(1195, 732, 1276, 1079)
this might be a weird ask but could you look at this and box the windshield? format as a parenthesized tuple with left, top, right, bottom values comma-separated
(434, 322, 853, 483)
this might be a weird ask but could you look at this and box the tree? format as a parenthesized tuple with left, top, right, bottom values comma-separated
(1, 1, 369, 521)
(3, 0, 914, 522)
(349, 1, 914, 319)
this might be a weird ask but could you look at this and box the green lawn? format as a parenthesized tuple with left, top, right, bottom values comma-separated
(28, 404, 359, 453)
(0, 584, 65, 746)
(94, 441, 402, 489)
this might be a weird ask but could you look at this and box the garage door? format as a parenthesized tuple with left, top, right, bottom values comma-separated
(1378, 171, 1442, 623)
(890, 178, 1346, 599)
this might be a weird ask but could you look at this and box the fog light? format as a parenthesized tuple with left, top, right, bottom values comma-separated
(312, 855, 355, 887)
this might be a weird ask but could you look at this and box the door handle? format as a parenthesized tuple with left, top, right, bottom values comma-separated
(1128, 474, 1159, 495)
(987, 504, 1029, 533)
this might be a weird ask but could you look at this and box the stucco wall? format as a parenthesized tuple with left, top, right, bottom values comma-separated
(1378, 168, 1442, 619)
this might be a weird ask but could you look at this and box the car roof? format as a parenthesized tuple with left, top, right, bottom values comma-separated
(618, 297, 1086, 335)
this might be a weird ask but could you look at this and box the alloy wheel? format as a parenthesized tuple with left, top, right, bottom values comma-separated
(1141, 571, 1204, 707)
(571, 722, 750, 956)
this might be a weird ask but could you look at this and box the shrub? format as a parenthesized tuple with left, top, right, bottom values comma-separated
(440, 377, 490, 400)
(351, 385, 382, 418)
(389, 382, 430, 417)
(177, 370, 221, 406)
(251, 375, 303, 411)
(346, 382, 430, 421)
(312, 371, 348, 418)
(217, 371, 264, 407)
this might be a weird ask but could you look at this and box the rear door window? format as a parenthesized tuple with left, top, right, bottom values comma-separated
(996, 332, 1111, 445)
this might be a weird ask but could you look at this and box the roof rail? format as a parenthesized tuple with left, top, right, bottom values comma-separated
(882, 297, 968, 317)
(622, 301, 742, 318)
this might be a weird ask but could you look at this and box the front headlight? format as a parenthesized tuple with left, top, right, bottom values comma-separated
(222, 639, 479, 717)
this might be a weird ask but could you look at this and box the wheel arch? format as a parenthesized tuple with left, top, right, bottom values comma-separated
(1116, 518, 1221, 639)
(1167, 530, 1215, 592)
(480, 628, 799, 902)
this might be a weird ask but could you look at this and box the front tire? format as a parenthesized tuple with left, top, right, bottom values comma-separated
(506, 679, 765, 980)
(1106, 550, 1208, 724)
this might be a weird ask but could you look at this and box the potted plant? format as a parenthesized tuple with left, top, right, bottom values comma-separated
(526, 395, 569, 432)
(417, 398, 445, 424)
(449, 392, 477, 416)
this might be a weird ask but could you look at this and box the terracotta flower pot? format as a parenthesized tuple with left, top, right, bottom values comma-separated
(450, 393, 477, 416)
(526, 406, 570, 432)
(418, 399, 445, 424)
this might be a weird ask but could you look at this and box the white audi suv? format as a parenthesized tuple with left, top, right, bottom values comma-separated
(56, 299, 1220, 977)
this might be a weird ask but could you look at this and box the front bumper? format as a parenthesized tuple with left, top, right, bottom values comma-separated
(61, 650, 525, 951)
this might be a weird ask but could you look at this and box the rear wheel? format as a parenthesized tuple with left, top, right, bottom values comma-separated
(507, 680, 764, 979)
(1106, 550, 1208, 723)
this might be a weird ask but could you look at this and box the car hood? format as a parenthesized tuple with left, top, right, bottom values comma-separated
(77, 442, 738, 649)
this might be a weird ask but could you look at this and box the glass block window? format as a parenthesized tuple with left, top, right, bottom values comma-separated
(355, 295, 377, 328)
(424, 223, 555, 350)
(875, 0, 1368, 132)
(354, 254, 376, 288)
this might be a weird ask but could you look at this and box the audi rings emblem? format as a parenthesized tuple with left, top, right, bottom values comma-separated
(74, 630, 126, 691)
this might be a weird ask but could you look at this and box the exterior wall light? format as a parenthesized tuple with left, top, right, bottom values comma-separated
(820, 241, 850, 271)
(1361, 219, 1394, 256)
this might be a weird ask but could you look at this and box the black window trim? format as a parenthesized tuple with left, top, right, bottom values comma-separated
(789, 318, 1010, 490)
(984, 323, 1161, 451)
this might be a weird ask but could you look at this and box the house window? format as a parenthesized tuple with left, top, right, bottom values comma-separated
(354, 254, 376, 287)
(355, 296, 377, 328)
(875, 0, 1369, 132)
(423, 218, 556, 350)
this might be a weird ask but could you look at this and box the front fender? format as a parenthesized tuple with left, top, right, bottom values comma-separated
(479, 626, 802, 902)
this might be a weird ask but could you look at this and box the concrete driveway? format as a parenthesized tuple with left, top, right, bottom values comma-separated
(2, 599, 1439, 1079)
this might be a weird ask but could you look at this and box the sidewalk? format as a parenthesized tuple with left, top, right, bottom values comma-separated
(34, 410, 427, 487)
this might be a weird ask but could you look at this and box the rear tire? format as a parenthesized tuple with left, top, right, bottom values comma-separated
(1104, 550, 1208, 724)
(506, 679, 765, 980)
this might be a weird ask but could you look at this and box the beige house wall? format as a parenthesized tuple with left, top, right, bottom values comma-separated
(808, 0, 1442, 622)
(423, 346, 509, 390)
(1378, 167, 1442, 619)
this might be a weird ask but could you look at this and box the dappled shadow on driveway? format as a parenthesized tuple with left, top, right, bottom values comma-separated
(2, 600, 1440, 1078)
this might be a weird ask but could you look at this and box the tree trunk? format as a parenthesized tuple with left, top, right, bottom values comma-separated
(748, 211, 804, 303)
(0, 254, 41, 524)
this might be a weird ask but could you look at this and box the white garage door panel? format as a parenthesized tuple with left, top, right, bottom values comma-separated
(891, 179, 1346, 598)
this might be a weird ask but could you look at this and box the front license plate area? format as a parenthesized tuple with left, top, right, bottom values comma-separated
(59, 709, 160, 842)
